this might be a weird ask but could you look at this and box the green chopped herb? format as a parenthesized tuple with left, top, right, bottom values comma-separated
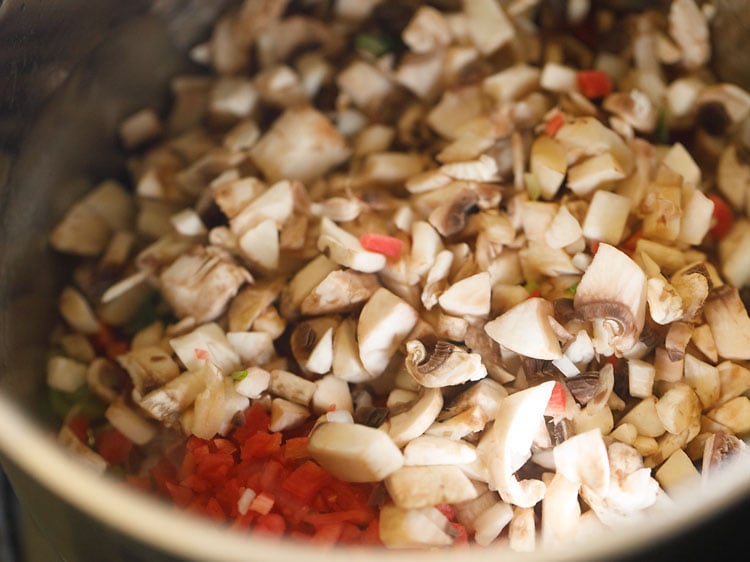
(49, 385, 106, 420)
(231, 369, 249, 381)
(523, 280, 539, 294)
(354, 32, 398, 57)
(565, 281, 580, 295)
(524, 172, 542, 201)
(655, 107, 669, 145)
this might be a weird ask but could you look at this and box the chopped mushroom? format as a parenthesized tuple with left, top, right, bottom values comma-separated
(574, 244, 647, 355)
(42, 0, 750, 551)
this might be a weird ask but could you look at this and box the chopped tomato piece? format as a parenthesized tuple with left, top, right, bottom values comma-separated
(589, 239, 600, 254)
(545, 112, 565, 137)
(96, 427, 133, 465)
(576, 70, 613, 99)
(545, 381, 567, 417)
(709, 194, 734, 241)
(194, 348, 209, 360)
(359, 233, 404, 258)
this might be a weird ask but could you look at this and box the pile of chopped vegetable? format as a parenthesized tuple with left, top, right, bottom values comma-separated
(45, 0, 750, 552)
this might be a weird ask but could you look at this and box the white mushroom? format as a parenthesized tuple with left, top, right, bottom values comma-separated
(702, 285, 750, 360)
(385, 465, 478, 509)
(402, 435, 478, 466)
(574, 243, 647, 355)
(405, 339, 486, 387)
(387, 387, 444, 448)
(378, 505, 453, 548)
(317, 217, 387, 273)
(159, 246, 251, 323)
(357, 288, 419, 377)
(478, 381, 555, 507)
(484, 298, 563, 360)
(169, 322, 241, 375)
(249, 106, 351, 183)
(307, 421, 404, 482)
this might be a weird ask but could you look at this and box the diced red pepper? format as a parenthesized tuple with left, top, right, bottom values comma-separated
(92, 323, 129, 360)
(620, 229, 643, 256)
(576, 70, 613, 99)
(435, 503, 456, 520)
(255, 512, 286, 535)
(544, 381, 567, 418)
(359, 233, 404, 258)
(310, 522, 344, 545)
(95, 427, 133, 465)
(590, 239, 600, 254)
(165, 481, 194, 508)
(282, 437, 309, 461)
(708, 194, 734, 241)
(194, 348, 209, 360)
(545, 112, 565, 137)
(282, 460, 332, 502)
(67, 414, 90, 444)
(449, 522, 469, 545)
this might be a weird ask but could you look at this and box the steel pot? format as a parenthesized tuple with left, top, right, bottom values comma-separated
(1, 1, 750, 561)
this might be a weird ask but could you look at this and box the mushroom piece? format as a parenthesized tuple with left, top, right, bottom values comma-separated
(668, 0, 710, 72)
(529, 135, 567, 201)
(387, 388, 444, 448)
(105, 400, 157, 445)
(86, 358, 129, 403)
(169, 322, 242, 375)
(59, 286, 101, 335)
(541, 472, 581, 546)
(402, 435, 478, 466)
(702, 285, 750, 360)
(290, 317, 337, 375)
(307, 421, 404, 483)
(138, 368, 207, 425)
(116, 345, 181, 400)
(317, 217, 387, 273)
(478, 380, 555, 508)
(580, 442, 660, 526)
(405, 340, 486, 388)
(357, 288, 419, 377)
(427, 187, 479, 237)
(385, 465, 479, 509)
(300, 270, 380, 315)
(573, 243, 647, 355)
(484, 298, 563, 360)
(553, 428, 610, 496)
(159, 246, 251, 323)
(378, 505, 454, 548)
(249, 106, 351, 184)
(437, 271, 492, 317)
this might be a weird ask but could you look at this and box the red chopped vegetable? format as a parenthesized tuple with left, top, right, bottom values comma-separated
(67, 414, 90, 444)
(545, 112, 565, 137)
(96, 427, 133, 465)
(133, 401, 384, 546)
(194, 348, 209, 360)
(576, 70, 613, 99)
(708, 194, 734, 241)
(544, 381, 567, 417)
(92, 323, 129, 360)
(620, 229, 643, 256)
(359, 233, 404, 258)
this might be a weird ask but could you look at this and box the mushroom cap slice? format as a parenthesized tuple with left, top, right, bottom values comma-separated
(574, 243, 647, 355)
(307, 421, 404, 482)
(405, 339, 487, 387)
(484, 298, 563, 360)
